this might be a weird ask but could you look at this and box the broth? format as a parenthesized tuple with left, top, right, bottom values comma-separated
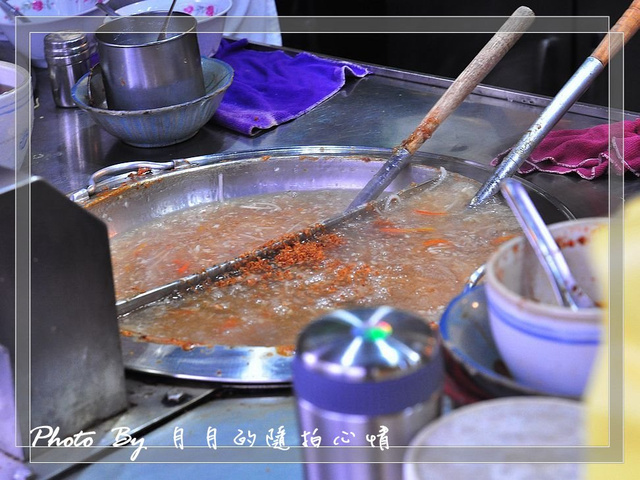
(110, 190, 351, 299)
(113, 171, 520, 349)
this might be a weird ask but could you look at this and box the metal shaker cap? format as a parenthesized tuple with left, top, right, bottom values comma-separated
(44, 32, 91, 63)
(293, 306, 444, 416)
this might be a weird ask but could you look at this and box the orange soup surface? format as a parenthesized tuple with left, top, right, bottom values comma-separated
(111, 172, 519, 348)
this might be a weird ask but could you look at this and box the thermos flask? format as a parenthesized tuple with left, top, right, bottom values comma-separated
(293, 306, 444, 480)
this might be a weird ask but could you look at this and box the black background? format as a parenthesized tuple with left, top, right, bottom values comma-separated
(275, 0, 640, 113)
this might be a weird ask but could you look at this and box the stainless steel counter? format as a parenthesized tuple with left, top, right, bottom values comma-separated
(11, 40, 639, 478)
(27, 50, 638, 218)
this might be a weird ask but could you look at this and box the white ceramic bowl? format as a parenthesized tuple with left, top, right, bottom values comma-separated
(0, 1, 105, 68)
(115, 0, 232, 56)
(484, 217, 607, 397)
(71, 57, 233, 148)
(0, 60, 32, 170)
(404, 397, 584, 479)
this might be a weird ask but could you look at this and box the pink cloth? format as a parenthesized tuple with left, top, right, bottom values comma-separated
(491, 119, 640, 179)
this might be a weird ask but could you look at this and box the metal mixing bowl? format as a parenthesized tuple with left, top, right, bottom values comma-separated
(71, 57, 233, 148)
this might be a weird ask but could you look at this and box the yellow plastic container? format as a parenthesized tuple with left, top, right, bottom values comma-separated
(586, 198, 640, 477)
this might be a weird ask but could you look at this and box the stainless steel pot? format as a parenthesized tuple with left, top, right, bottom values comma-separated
(72, 146, 574, 384)
(95, 12, 205, 110)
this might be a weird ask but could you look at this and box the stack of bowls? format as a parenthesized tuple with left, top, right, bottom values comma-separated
(484, 217, 605, 398)
(440, 217, 606, 399)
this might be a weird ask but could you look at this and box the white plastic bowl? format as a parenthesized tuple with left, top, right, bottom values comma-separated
(0, 1, 104, 67)
(0, 60, 32, 170)
(115, 0, 232, 56)
(484, 217, 607, 397)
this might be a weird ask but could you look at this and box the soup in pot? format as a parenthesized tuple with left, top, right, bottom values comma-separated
(112, 170, 520, 349)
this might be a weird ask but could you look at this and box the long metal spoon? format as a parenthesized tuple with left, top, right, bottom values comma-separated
(469, 0, 640, 207)
(157, 0, 178, 41)
(95, 2, 120, 17)
(344, 6, 535, 212)
(114, 174, 443, 316)
(500, 178, 595, 310)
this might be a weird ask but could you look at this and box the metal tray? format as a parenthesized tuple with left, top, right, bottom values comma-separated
(74, 146, 574, 384)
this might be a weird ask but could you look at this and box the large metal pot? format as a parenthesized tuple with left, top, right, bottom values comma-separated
(72, 146, 573, 384)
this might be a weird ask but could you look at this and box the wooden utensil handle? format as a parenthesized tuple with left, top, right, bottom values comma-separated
(402, 6, 535, 154)
(592, 0, 640, 65)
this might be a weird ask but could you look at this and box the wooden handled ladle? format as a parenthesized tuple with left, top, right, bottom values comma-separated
(345, 6, 536, 212)
(470, 0, 640, 207)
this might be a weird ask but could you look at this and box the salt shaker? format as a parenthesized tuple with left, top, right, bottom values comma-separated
(292, 306, 444, 480)
(44, 32, 92, 108)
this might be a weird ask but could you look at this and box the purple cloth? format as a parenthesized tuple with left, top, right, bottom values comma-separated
(212, 39, 371, 135)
